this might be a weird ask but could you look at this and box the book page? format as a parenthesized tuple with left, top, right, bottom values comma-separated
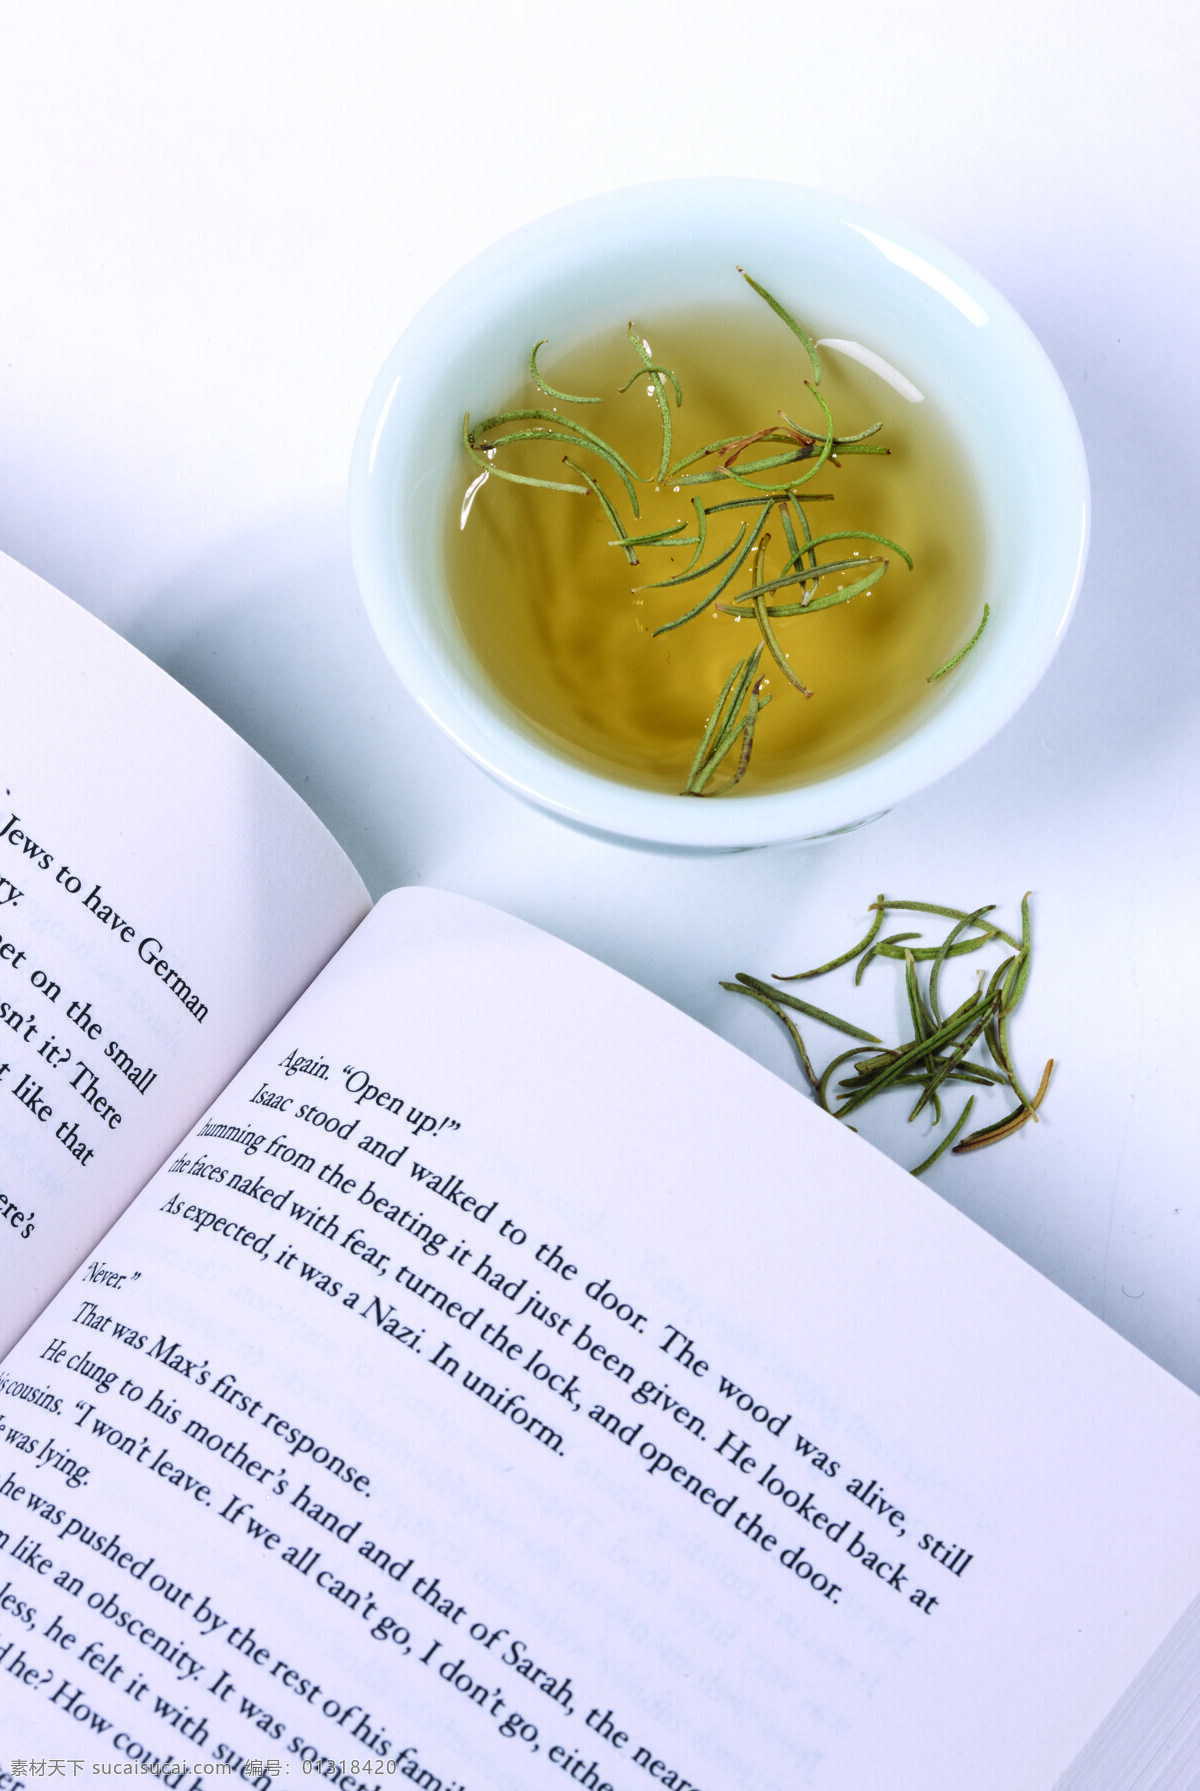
(2, 889, 1199, 1788)
(0, 555, 370, 1351)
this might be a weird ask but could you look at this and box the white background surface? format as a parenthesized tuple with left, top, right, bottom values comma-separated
(1, 3, 1197, 1388)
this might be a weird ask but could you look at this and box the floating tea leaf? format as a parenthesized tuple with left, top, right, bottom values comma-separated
(453, 277, 983, 795)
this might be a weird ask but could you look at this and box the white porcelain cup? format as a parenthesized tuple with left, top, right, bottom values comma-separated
(350, 181, 1088, 851)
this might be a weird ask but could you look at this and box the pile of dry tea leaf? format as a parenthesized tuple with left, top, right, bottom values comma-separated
(725, 895, 1053, 1176)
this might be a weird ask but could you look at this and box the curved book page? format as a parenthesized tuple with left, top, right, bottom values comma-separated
(0, 555, 370, 1350)
(2, 888, 1199, 1786)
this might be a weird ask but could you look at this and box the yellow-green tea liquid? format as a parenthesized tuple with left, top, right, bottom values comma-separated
(447, 306, 983, 794)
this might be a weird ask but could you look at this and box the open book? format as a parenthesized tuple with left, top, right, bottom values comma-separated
(2, 552, 1199, 1788)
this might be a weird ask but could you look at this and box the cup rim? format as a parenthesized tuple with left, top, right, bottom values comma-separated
(350, 179, 1089, 850)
